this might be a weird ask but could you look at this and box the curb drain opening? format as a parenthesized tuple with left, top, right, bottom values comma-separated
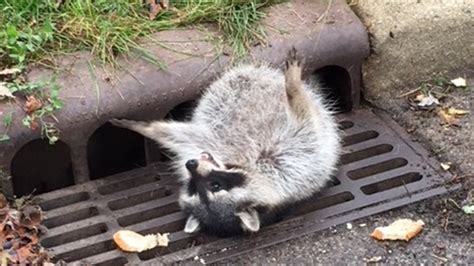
(87, 122, 146, 180)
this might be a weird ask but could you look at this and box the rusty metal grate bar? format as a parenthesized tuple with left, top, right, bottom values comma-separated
(37, 108, 458, 265)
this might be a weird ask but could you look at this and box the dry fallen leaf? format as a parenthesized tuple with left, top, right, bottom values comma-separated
(0, 193, 50, 264)
(148, 0, 169, 20)
(24, 96, 42, 115)
(438, 109, 460, 126)
(446, 107, 468, 116)
(0, 83, 14, 100)
(415, 93, 439, 107)
(364, 256, 384, 263)
(450, 77, 466, 87)
(440, 162, 451, 171)
(0, 68, 21, 76)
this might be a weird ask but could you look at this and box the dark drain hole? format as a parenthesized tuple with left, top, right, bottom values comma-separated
(11, 139, 74, 197)
(361, 172, 422, 195)
(341, 144, 393, 165)
(108, 188, 171, 210)
(138, 237, 204, 261)
(40, 192, 90, 211)
(338, 120, 354, 130)
(55, 240, 115, 262)
(95, 257, 128, 266)
(291, 192, 354, 217)
(87, 122, 146, 180)
(139, 219, 186, 235)
(347, 158, 408, 180)
(43, 207, 99, 228)
(343, 130, 379, 147)
(98, 175, 159, 195)
(117, 202, 181, 227)
(41, 223, 108, 248)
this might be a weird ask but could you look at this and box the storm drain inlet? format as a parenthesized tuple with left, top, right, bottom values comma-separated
(37, 108, 456, 265)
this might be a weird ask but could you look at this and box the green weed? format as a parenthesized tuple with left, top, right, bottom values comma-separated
(7, 79, 63, 144)
(0, 0, 283, 68)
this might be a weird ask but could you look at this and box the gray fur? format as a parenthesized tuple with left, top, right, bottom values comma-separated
(110, 48, 341, 235)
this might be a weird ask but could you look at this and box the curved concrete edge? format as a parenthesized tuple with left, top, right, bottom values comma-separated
(351, 1, 474, 106)
(0, 0, 369, 196)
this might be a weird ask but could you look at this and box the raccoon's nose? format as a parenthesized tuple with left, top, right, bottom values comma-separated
(186, 159, 198, 171)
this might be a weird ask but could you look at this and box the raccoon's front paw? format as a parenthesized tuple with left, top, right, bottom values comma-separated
(285, 47, 303, 70)
(109, 118, 146, 130)
(285, 47, 303, 82)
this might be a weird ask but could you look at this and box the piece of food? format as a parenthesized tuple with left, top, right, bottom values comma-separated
(113, 230, 169, 253)
(371, 219, 424, 241)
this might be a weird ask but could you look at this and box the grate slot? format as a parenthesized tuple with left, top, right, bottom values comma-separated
(41, 223, 108, 248)
(360, 172, 422, 195)
(43, 207, 99, 228)
(138, 236, 204, 261)
(117, 202, 181, 227)
(139, 219, 187, 235)
(338, 120, 354, 130)
(342, 130, 379, 147)
(340, 144, 393, 165)
(98, 175, 159, 195)
(291, 192, 354, 217)
(40, 192, 90, 211)
(347, 158, 408, 180)
(55, 240, 116, 262)
(108, 188, 173, 211)
(95, 257, 128, 266)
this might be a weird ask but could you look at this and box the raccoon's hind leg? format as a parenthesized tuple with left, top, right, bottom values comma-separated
(109, 118, 196, 148)
(284, 47, 313, 120)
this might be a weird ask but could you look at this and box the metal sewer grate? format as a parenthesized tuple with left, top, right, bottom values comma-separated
(36, 108, 458, 265)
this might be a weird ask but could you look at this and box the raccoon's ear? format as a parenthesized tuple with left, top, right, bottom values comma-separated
(184, 215, 200, 234)
(237, 209, 260, 232)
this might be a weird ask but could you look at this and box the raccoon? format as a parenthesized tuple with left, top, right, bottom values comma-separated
(110, 48, 341, 236)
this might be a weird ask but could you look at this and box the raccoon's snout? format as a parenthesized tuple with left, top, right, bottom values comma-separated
(186, 159, 198, 172)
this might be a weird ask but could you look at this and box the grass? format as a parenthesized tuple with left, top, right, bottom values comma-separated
(0, 0, 283, 145)
(0, 0, 284, 68)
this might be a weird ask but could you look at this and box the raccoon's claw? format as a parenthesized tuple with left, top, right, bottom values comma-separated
(285, 46, 303, 70)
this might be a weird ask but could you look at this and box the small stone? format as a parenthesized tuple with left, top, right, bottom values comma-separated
(346, 223, 353, 230)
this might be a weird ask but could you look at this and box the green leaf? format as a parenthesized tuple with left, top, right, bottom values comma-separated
(3, 112, 12, 127)
(6, 25, 18, 38)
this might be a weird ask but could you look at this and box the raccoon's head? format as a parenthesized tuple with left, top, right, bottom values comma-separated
(178, 152, 261, 236)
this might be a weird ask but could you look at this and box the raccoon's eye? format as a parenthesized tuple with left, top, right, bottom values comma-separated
(209, 181, 222, 192)
(224, 164, 240, 170)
